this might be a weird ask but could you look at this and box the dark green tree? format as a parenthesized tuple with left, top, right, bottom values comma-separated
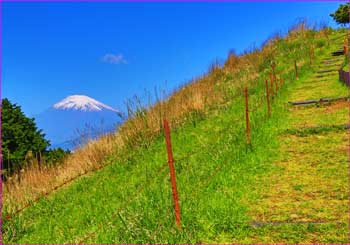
(1, 98, 50, 174)
(44, 148, 71, 166)
(330, 3, 350, 26)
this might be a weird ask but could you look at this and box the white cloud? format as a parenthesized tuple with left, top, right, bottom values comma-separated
(102, 53, 128, 65)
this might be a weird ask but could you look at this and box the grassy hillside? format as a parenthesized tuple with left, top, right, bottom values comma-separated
(248, 33, 349, 243)
(2, 24, 349, 243)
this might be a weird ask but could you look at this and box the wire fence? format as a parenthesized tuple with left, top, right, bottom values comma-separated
(71, 67, 287, 243)
(2, 63, 283, 222)
(4, 38, 350, 243)
(152, 53, 349, 232)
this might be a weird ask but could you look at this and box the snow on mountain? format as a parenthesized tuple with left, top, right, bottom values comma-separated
(53, 95, 120, 113)
(35, 95, 123, 150)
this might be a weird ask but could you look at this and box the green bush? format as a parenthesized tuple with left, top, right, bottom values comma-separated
(2, 98, 50, 174)
(44, 148, 71, 166)
(330, 3, 350, 26)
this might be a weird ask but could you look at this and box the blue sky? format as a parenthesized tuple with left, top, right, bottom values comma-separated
(3, 1, 341, 117)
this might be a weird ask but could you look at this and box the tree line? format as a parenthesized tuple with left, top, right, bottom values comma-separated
(2, 98, 70, 179)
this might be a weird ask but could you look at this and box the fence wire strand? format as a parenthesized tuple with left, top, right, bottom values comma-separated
(75, 111, 247, 243)
(5, 66, 292, 242)
(249, 94, 267, 113)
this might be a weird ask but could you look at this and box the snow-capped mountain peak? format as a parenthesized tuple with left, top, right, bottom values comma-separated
(53, 95, 119, 112)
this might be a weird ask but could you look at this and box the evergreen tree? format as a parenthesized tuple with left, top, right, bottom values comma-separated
(330, 3, 350, 26)
(1, 98, 50, 174)
(45, 148, 71, 166)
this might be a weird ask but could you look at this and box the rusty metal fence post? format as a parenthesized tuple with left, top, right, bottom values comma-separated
(244, 88, 250, 145)
(265, 79, 271, 117)
(270, 73, 274, 97)
(163, 119, 181, 228)
(309, 46, 314, 65)
(344, 37, 347, 56)
(294, 60, 299, 80)
(275, 75, 278, 94)
(280, 75, 283, 88)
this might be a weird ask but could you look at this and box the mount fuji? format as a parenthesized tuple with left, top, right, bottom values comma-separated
(35, 95, 123, 150)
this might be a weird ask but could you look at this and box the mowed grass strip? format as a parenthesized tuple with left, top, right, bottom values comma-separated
(3, 28, 348, 244)
(247, 32, 349, 243)
(289, 100, 348, 129)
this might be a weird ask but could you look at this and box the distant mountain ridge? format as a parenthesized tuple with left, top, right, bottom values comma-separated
(35, 95, 122, 150)
(53, 95, 121, 113)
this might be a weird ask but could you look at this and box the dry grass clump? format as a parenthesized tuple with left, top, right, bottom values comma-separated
(3, 65, 231, 211)
(118, 67, 229, 150)
(3, 133, 123, 212)
(2, 21, 321, 213)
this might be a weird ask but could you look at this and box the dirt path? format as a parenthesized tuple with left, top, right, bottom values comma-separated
(248, 38, 349, 243)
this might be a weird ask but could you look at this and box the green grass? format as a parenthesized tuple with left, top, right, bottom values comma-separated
(3, 86, 283, 243)
(2, 28, 349, 243)
(246, 30, 349, 243)
(288, 101, 348, 129)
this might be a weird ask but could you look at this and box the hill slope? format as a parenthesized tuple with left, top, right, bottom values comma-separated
(3, 27, 349, 243)
(248, 33, 349, 243)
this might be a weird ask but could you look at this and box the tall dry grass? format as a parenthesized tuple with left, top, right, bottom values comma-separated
(2, 21, 326, 213)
